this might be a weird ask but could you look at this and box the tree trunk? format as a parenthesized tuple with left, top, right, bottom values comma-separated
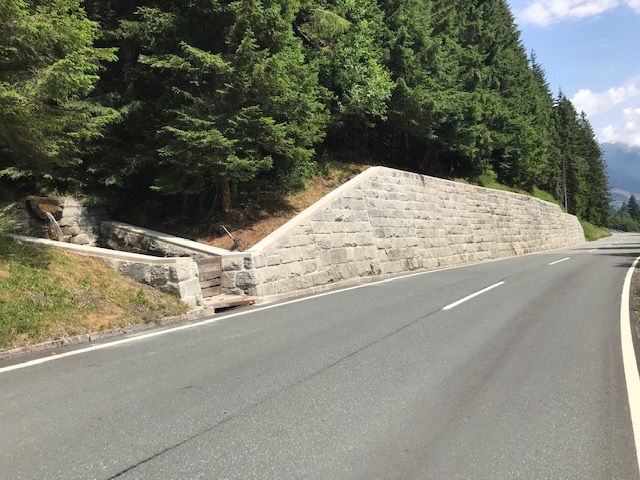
(219, 177, 231, 213)
(230, 180, 238, 202)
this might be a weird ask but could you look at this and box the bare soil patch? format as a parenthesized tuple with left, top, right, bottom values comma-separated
(158, 164, 370, 250)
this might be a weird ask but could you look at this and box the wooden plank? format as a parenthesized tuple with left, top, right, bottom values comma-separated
(196, 256, 222, 298)
(199, 268, 220, 276)
(201, 286, 221, 297)
(201, 295, 256, 309)
(199, 266, 220, 274)
(198, 261, 220, 268)
(200, 279, 221, 289)
(199, 271, 221, 282)
(196, 257, 221, 266)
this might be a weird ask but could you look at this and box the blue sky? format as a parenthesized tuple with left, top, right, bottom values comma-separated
(506, 0, 640, 146)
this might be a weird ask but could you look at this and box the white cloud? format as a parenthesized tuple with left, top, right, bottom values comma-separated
(572, 83, 640, 116)
(520, 0, 618, 26)
(593, 107, 640, 147)
(628, 0, 640, 12)
(620, 108, 640, 146)
(573, 78, 640, 146)
(600, 124, 618, 142)
(518, 0, 640, 25)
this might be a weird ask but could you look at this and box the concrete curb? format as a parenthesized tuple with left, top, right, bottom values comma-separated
(0, 306, 215, 361)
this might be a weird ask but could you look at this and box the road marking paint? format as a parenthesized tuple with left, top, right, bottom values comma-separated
(548, 257, 570, 266)
(0, 263, 502, 374)
(442, 282, 505, 311)
(620, 254, 640, 476)
(0, 243, 583, 373)
(589, 249, 598, 253)
(607, 244, 612, 247)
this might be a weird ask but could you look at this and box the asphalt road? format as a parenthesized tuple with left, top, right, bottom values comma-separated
(2, 233, 640, 479)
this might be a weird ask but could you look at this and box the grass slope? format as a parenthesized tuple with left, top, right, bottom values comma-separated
(0, 236, 188, 349)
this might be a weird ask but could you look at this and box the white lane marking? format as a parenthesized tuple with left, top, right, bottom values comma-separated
(0, 263, 503, 374)
(0, 242, 586, 374)
(620, 254, 640, 476)
(442, 282, 505, 311)
(589, 249, 598, 253)
(0, 284, 369, 374)
(548, 257, 571, 266)
(607, 244, 612, 247)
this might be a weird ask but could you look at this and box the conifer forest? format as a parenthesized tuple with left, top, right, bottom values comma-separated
(0, 0, 610, 226)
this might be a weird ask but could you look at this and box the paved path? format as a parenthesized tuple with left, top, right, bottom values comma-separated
(1, 233, 639, 479)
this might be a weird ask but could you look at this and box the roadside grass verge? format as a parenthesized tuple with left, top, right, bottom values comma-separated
(580, 220, 612, 241)
(454, 175, 567, 211)
(0, 236, 188, 350)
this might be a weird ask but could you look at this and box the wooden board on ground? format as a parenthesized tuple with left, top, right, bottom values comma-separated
(202, 294, 256, 310)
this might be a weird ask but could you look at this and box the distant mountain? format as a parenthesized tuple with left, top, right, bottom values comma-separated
(601, 143, 640, 204)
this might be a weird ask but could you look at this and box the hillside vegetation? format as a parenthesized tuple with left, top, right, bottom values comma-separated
(0, 0, 608, 232)
(0, 236, 187, 350)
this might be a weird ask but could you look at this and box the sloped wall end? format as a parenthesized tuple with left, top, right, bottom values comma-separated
(223, 167, 585, 298)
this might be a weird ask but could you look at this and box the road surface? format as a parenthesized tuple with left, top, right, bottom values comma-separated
(1, 233, 639, 479)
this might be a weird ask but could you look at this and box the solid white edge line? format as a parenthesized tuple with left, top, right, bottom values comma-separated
(442, 282, 505, 311)
(0, 240, 589, 374)
(620, 254, 640, 476)
(0, 262, 495, 374)
(548, 257, 571, 266)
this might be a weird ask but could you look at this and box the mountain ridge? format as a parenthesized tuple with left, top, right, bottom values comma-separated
(601, 142, 640, 202)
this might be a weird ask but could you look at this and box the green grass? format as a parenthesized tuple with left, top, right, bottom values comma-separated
(454, 175, 567, 210)
(531, 187, 567, 212)
(453, 174, 610, 241)
(0, 236, 188, 349)
(579, 220, 611, 241)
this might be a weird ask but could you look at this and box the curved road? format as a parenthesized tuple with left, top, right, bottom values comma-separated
(1, 233, 640, 479)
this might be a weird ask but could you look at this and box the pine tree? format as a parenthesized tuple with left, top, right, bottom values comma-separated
(120, 0, 329, 210)
(628, 195, 640, 223)
(0, 0, 117, 192)
(577, 112, 609, 225)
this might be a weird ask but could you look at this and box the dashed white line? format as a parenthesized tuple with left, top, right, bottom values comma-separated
(620, 254, 640, 475)
(548, 257, 571, 266)
(442, 282, 505, 311)
(589, 249, 598, 253)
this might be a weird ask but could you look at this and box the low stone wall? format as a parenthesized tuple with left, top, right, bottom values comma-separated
(221, 167, 585, 297)
(100, 221, 228, 258)
(9, 236, 203, 307)
(102, 258, 202, 307)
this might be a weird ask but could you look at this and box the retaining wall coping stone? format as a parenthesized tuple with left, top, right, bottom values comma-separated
(250, 167, 384, 252)
(10, 235, 195, 265)
(102, 221, 229, 257)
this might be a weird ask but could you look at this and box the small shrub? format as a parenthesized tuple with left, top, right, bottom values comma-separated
(580, 220, 611, 241)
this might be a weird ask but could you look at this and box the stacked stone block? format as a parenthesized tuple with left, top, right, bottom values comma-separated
(12, 197, 112, 245)
(222, 167, 585, 297)
(101, 257, 203, 307)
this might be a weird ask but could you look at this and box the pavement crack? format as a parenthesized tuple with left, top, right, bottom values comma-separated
(105, 306, 443, 479)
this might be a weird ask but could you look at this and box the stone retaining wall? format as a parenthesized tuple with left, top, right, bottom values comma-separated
(101, 257, 202, 307)
(221, 167, 585, 297)
(11, 197, 112, 246)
